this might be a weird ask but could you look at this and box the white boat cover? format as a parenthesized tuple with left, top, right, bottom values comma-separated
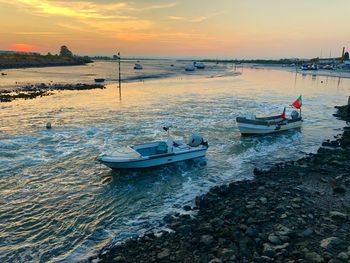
(107, 146, 141, 160)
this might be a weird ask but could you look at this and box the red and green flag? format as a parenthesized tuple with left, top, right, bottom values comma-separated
(291, 95, 302, 109)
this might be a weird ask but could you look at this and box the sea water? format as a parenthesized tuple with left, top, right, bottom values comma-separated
(0, 61, 349, 262)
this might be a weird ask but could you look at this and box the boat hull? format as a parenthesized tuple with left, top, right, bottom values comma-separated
(99, 148, 207, 169)
(237, 120, 302, 135)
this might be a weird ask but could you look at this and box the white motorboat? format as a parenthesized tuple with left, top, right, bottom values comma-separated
(237, 96, 303, 135)
(134, 63, 143, 70)
(98, 128, 208, 169)
(236, 111, 302, 135)
(185, 64, 195, 71)
(194, 62, 205, 69)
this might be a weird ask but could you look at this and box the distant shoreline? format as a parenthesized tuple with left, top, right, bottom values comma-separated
(0, 60, 91, 70)
(0, 53, 92, 70)
(244, 63, 350, 79)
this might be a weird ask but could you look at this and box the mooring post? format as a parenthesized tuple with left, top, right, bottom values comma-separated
(118, 52, 121, 90)
(118, 52, 122, 99)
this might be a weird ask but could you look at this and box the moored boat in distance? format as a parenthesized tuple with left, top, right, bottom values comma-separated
(300, 64, 318, 70)
(194, 62, 205, 69)
(185, 64, 195, 71)
(134, 63, 143, 70)
(98, 127, 208, 169)
(94, 78, 105, 83)
(236, 96, 303, 135)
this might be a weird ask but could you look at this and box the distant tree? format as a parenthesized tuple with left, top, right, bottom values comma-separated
(113, 55, 118, 60)
(59, 45, 73, 57)
(344, 51, 349, 61)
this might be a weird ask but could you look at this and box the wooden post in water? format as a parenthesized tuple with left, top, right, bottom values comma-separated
(118, 52, 121, 98)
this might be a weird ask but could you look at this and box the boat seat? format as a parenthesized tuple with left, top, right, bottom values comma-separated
(156, 142, 168, 154)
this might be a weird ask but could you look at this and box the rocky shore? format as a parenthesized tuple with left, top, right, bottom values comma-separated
(92, 104, 350, 263)
(0, 83, 105, 102)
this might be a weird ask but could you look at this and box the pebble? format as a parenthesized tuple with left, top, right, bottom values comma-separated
(304, 252, 324, 263)
(260, 197, 268, 204)
(113, 256, 125, 262)
(320, 237, 344, 250)
(268, 234, 282, 245)
(157, 248, 170, 260)
(333, 185, 346, 194)
(200, 235, 214, 246)
(245, 226, 259, 238)
(337, 252, 349, 261)
(208, 258, 222, 263)
(302, 228, 314, 237)
(275, 224, 293, 237)
(280, 213, 288, 219)
(329, 211, 347, 220)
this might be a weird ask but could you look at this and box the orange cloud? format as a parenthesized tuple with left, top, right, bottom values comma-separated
(10, 43, 37, 52)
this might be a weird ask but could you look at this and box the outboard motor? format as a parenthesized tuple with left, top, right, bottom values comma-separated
(291, 110, 300, 119)
(188, 133, 208, 148)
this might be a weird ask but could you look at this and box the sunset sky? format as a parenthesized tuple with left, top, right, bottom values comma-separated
(1, 0, 349, 59)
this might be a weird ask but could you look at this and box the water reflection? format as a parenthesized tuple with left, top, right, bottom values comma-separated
(1, 65, 350, 262)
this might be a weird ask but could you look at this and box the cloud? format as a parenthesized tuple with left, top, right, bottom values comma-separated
(0, 0, 176, 19)
(168, 16, 186, 21)
(0, 0, 133, 19)
(168, 11, 224, 23)
(13, 31, 59, 35)
(2, 0, 159, 39)
(115, 31, 214, 42)
(137, 2, 177, 11)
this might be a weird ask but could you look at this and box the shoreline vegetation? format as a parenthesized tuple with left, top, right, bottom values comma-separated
(0, 53, 92, 70)
(0, 46, 92, 70)
(93, 104, 350, 263)
(0, 83, 105, 103)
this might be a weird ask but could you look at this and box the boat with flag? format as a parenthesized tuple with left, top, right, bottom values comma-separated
(98, 127, 208, 169)
(236, 96, 303, 135)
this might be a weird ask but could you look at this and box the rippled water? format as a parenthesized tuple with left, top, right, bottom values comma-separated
(0, 61, 349, 262)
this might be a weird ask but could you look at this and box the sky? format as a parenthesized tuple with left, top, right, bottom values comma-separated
(0, 0, 349, 59)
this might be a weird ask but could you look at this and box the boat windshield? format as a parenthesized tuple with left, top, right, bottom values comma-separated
(135, 142, 168, 157)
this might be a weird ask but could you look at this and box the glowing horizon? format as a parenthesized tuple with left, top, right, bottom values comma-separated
(1, 0, 349, 59)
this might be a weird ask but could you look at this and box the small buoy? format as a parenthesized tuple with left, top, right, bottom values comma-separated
(46, 122, 52, 129)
